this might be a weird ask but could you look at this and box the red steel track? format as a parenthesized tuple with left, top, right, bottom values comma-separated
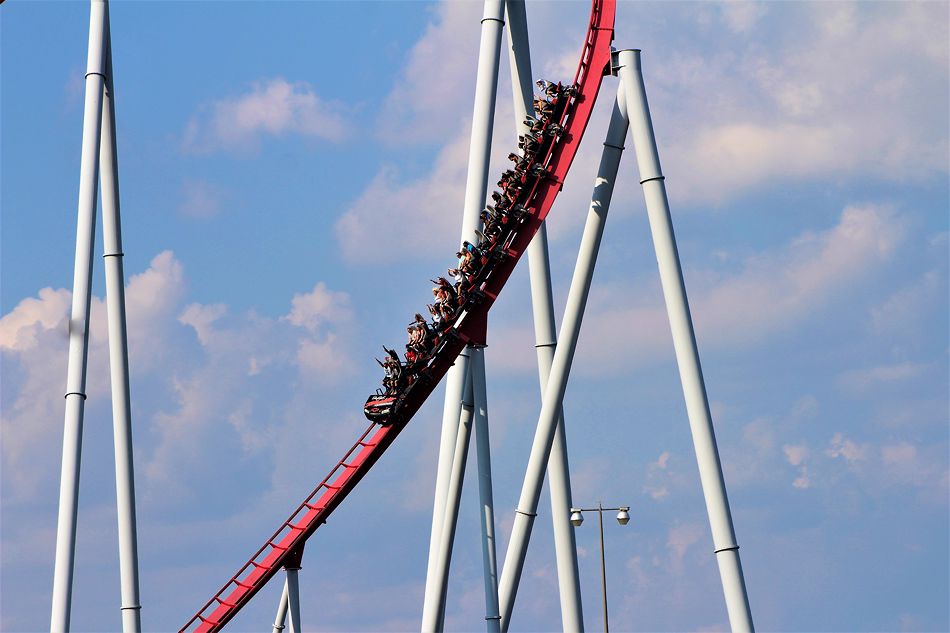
(181, 1, 615, 630)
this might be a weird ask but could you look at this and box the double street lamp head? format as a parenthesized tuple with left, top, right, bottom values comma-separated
(569, 506, 631, 527)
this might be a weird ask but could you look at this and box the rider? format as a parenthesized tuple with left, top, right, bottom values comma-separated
(405, 325, 420, 359)
(427, 303, 443, 330)
(519, 134, 541, 156)
(432, 276, 458, 313)
(480, 210, 505, 244)
(508, 151, 532, 174)
(381, 347, 402, 394)
(534, 95, 554, 119)
(448, 267, 465, 290)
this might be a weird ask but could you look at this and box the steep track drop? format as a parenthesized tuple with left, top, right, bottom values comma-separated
(182, 1, 615, 630)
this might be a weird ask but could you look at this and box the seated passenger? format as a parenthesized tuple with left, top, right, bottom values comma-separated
(533, 96, 555, 118)
(465, 240, 489, 268)
(427, 304, 443, 332)
(434, 276, 457, 303)
(498, 169, 519, 187)
(481, 219, 504, 244)
(412, 329, 427, 354)
(537, 79, 564, 101)
(519, 134, 541, 156)
(457, 251, 475, 277)
(481, 209, 505, 237)
(414, 314, 435, 353)
(387, 346, 401, 364)
(463, 241, 482, 259)
(438, 299, 455, 321)
(376, 357, 391, 391)
(455, 249, 469, 271)
(448, 267, 465, 290)
(490, 191, 512, 211)
(432, 290, 448, 315)
(408, 322, 428, 355)
(473, 228, 494, 249)
(507, 151, 530, 173)
(432, 283, 452, 319)
(413, 313, 431, 343)
(488, 206, 511, 230)
(381, 347, 403, 394)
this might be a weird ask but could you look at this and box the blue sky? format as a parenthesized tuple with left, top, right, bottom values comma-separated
(1, 1, 948, 631)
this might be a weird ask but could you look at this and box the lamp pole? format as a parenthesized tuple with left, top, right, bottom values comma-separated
(597, 504, 608, 633)
(570, 504, 630, 632)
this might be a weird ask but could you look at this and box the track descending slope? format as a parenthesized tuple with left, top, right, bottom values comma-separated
(181, 2, 615, 630)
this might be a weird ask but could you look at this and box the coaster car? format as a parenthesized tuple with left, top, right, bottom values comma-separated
(364, 392, 397, 424)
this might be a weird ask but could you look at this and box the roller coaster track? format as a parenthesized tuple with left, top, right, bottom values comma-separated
(181, 1, 615, 630)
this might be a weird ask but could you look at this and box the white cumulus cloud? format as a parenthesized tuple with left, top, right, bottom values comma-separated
(570, 203, 904, 374)
(837, 361, 929, 394)
(183, 78, 349, 153)
(826, 432, 869, 464)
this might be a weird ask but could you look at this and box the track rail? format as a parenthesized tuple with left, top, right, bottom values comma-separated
(181, 1, 615, 630)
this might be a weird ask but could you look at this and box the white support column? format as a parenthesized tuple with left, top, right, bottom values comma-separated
(425, 350, 469, 605)
(272, 581, 289, 633)
(51, 2, 107, 630)
(615, 48, 754, 633)
(504, 2, 584, 629)
(285, 567, 302, 633)
(471, 347, 501, 632)
(423, 370, 475, 632)
(99, 9, 142, 631)
(498, 87, 629, 632)
(424, 0, 506, 624)
(459, 0, 506, 241)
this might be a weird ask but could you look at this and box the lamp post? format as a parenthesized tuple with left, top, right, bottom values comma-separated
(569, 503, 630, 632)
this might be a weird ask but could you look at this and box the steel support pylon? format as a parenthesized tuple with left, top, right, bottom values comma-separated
(423, 0, 505, 628)
(614, 48, 754, 632)
(471, 347, 501, 631)
(498, 84, 630, 631)
(272, 581, 290, 633)
(425, 367, 475, 632)
(504, 1, 585, 629)
(51, 1, 142, 631)
(285, 567, 302, 633)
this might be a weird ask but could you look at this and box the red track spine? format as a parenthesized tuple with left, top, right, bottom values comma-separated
(182, 1, 615, 629)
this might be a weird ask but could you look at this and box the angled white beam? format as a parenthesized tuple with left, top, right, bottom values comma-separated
(99, 8, 142, 631)
(615, 48, 754, 632)
(424, 0, 506, 625)
(426, 348, 469, 609)
(285, 567, 302, 633)
(51, 2, 108, 630)
(423, 369, 475, 632)
(471, 347, 501, 632)
(498, 86, 630, 631)
(504, 1, 584, 629)
(272, 581, 289, 633)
